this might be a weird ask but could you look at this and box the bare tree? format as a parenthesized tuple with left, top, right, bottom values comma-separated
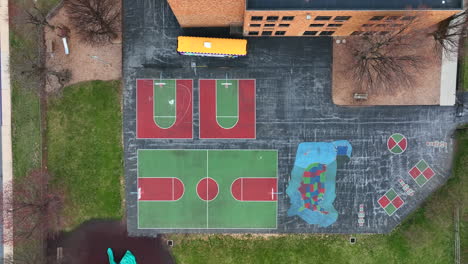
(24, 5, 55, 29)
(10, 47, 71, 91)
(430, 10, 467, 55)
(65, 0, 121, 45)
(346, 23, 427, 93)
(1, 170, 65, 246)
(12, 3, 55, 30)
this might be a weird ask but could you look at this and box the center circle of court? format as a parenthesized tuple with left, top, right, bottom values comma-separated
(196, 178, 219, 201)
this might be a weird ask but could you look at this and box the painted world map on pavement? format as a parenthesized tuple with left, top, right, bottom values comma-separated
(286, 141, 352, 227)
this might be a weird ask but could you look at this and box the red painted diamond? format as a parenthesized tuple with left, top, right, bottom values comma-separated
(409, 167, 421, 179)
(378, 196, 391, 208)
(422, 167, 435, 180)
(392, 196, 404, 209)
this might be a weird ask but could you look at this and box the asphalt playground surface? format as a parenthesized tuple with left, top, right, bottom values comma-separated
(123, 0, 468, 234)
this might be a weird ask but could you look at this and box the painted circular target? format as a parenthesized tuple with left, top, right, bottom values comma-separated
(196, 178, 219, 201)
(387, 133, 407, 154)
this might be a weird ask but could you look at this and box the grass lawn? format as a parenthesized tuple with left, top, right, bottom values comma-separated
(47, 80, 123, 229)
(11, 80, 41, 179)
(170, 127, 468, 264)
(10, 27, 42, 180)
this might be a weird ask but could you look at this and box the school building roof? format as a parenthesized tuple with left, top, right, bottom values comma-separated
(246, 0, 463, 10)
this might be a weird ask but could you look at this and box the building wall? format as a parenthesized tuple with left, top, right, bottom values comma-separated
(243, 10, 460, 37)
(167, 0, 245, 27)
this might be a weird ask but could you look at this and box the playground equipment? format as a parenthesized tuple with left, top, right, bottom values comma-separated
(107, 248, 137, 264)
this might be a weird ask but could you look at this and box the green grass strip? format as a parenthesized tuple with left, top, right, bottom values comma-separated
(47, 81, 123, 230)
(11, 83, 41, 179)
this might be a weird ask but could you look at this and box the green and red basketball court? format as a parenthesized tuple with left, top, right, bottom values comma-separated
(136, 79, 255, 139)
(136, 79, 193, 138)
(199, 79, 255, 139)
(137, 149, 278, 229)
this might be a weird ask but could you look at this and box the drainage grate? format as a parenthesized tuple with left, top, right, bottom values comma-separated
(167, 240, 174, 247)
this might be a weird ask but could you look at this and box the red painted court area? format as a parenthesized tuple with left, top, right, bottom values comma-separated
(136, 79, 193, 138)
(138, 177, 277, 202)
(196, 178, 219, 201)
(199, 79, 255, 139)
(138, 178, 184, 201)
(231, 178, 278, 201)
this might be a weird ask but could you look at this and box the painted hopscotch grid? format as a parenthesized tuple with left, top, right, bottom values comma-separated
(387, 133, 407, 154)
(378, 188, 404, 216)
(408, 159, 435, 187)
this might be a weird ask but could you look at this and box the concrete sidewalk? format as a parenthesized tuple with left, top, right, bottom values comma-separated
(0, 0, 14, 259)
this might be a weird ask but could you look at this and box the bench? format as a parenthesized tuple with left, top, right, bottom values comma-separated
(353, 93, 368, 100)
(46, 39, 54, 53)
(57, 247, 63, 263)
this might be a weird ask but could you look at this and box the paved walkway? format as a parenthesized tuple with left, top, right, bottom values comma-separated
(1, 0, 14, 259)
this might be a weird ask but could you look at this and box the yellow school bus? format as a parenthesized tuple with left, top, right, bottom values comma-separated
(177, 36, 247, 58)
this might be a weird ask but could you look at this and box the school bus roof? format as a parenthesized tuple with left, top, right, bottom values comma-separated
(177, 36, 247, 56)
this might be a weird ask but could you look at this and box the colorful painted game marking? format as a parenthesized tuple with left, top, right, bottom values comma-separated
(398, 178, 415, 196)
(387, 133, 407, 154)
(426, 141, 448, 149)
(298, 163, 329, 214)
(286, 141, 352, 227)
(408, 159, 435, 187)
(378, 188, 404, 216)
(358, 204, 365, 227)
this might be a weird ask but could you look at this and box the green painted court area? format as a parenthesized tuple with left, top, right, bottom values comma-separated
(153, 79, 176, 128)
(138, 149, 278, 229)
(216, 80, 238, 129)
